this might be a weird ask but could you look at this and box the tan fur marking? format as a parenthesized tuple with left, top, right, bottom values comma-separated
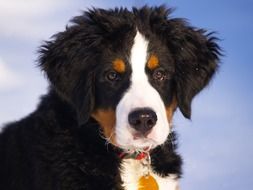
(91, 109, 116, 144)
(166, 96, 178, 125)
(113, 59, 126, 73)
(147, 54, 159, 70)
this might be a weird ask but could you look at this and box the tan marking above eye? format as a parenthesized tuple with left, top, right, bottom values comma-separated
(113, 58, 126, 73)
(91, 109, 116, 145)
(147, 54, 159, 70)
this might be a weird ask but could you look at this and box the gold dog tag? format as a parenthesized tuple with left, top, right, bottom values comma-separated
(138, 174, 159, 190)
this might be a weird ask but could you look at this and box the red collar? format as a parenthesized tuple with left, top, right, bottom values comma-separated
(118, 151, 149, 160)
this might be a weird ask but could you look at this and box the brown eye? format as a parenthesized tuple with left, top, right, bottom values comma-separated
(106, 71, 120, 81)
(153, 69, 167, 81)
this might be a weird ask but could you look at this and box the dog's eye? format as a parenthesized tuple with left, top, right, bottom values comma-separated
(153, 68, 167, 82)
(106, 71, 120, 82)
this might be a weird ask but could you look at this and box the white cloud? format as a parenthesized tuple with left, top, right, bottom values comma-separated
(0, 0, 81, 40)
(0, 0, 68, 17)
(0, 58, 24, 91)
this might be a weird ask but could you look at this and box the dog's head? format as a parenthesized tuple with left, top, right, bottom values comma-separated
(39, 6, 220, 151)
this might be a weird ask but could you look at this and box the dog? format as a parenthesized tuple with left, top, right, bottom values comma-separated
(0, 6, 220, 190)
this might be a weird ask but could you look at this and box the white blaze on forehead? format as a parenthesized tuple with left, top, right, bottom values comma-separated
(115, 31, 170, 149)
(130, 31, 149, 81)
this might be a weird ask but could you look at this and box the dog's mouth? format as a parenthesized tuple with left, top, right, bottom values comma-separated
(113, 123, 169, 151)
(114, 135, 159, 151)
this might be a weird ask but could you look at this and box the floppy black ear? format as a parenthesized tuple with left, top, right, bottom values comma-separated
(167, 20, 221, 119)
(39, 28, 96, 125)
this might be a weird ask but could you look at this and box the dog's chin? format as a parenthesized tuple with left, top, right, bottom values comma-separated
(115, 137, 162, 152)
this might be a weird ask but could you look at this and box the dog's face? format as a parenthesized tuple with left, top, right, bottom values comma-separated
(92, 31, 176, 150)
(40, 6, 220, 151)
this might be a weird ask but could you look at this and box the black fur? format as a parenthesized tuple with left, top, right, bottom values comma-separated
(0, 6, 220, 190)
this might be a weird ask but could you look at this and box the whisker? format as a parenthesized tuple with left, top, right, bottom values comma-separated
(98, 127, 115, 151)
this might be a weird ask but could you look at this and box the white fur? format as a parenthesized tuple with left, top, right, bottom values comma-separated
(121, 159, 179, 190)
(115, 31, 170, 150)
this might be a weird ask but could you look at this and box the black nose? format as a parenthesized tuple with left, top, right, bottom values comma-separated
(128, 108, 157, 136)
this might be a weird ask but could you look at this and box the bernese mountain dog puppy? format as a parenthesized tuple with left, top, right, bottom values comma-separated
(0, 6, 221, 190)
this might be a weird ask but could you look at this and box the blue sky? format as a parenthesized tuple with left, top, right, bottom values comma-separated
(0, 0, 252, 189)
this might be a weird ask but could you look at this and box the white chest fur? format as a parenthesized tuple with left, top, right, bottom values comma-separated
(120, 159, 179, 190)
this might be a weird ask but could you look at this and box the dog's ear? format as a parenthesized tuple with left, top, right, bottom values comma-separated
(166, 19, 221, 119)
(39, 28, 96, 125)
